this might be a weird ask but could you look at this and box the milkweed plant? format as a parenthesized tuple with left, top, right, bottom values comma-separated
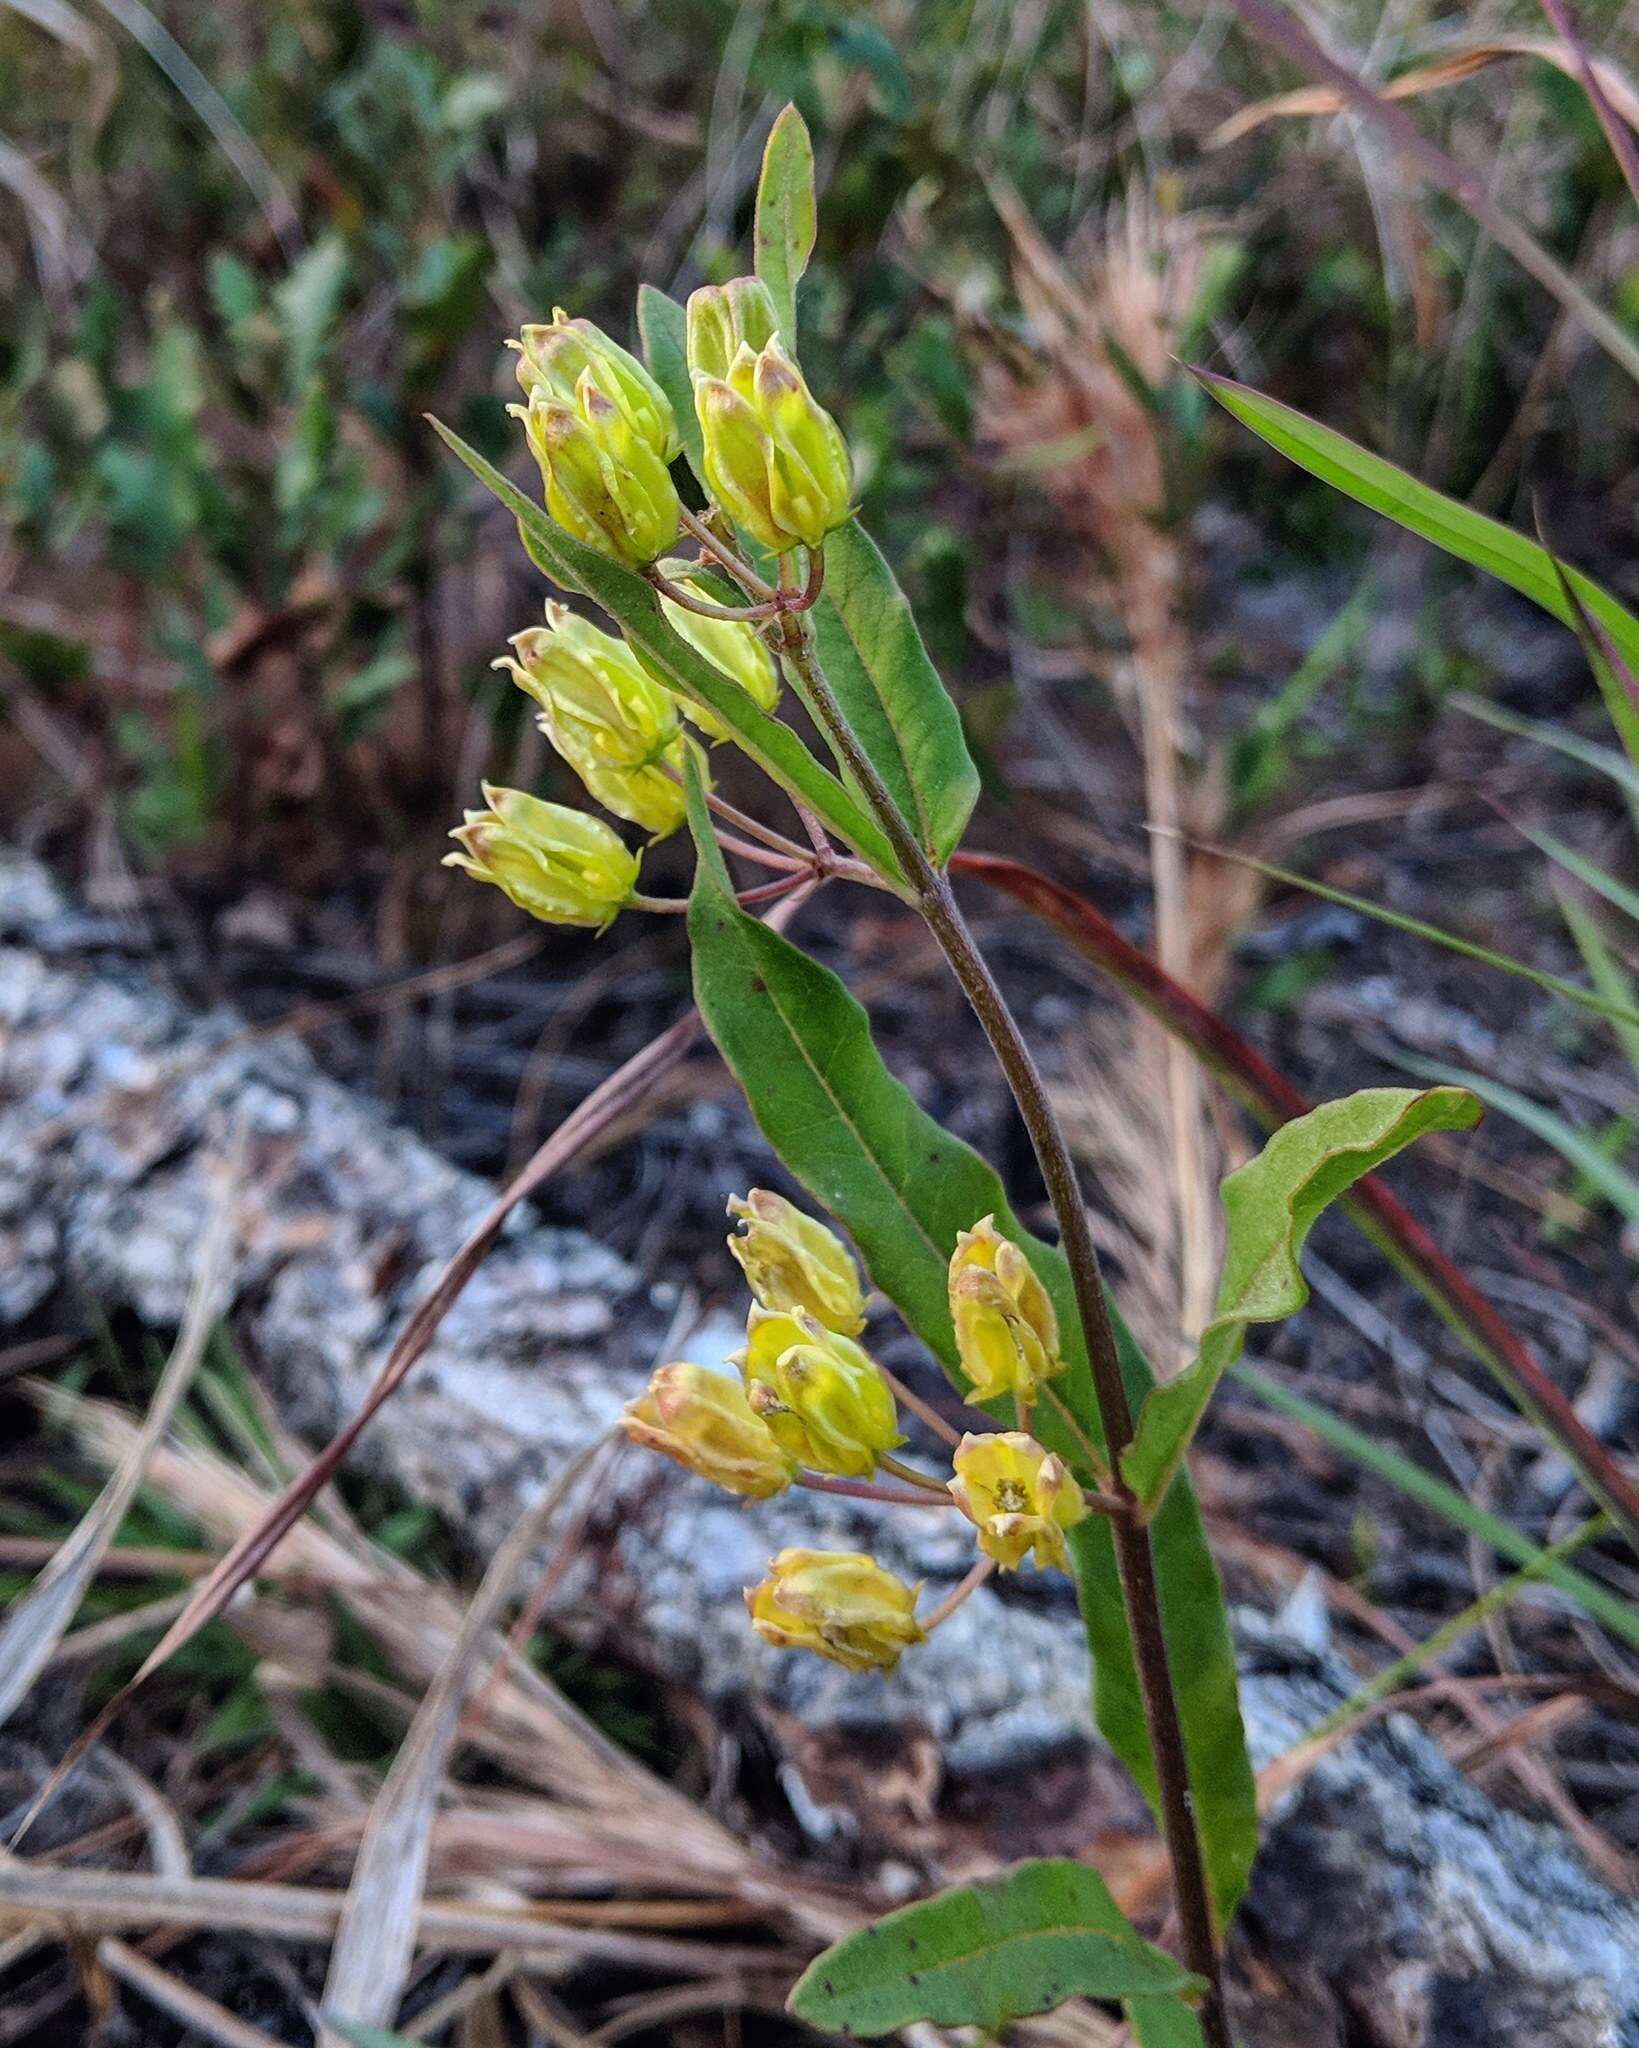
(434, 107, 1477, 2048)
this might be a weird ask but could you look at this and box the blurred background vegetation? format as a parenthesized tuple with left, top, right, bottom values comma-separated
(3, 0, 1635, 887)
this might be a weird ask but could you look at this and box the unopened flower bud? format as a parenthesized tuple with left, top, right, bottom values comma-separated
(443, 783, 638, 929)
(948, 1216, 1065, 1404)
(948, 1431, 1088, 1572)
(498, 603, 688, 838)
(658, 582, 782, 740)
(512, 379, 681, 568)
(691, 312, 852, 553)
(621, 1361, 796, 1499)
(738, 1305, 902, 1478)
(685, 277, 781, 383)
(727, 1190, 864, 1334)
(745, 1548, 924, 1674)
(513, 309, 680, 462)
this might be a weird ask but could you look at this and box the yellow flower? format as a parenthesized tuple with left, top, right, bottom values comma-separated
(498, 603, 688, 838)
(727, 1189, 865, 1335)
(513, 309, 680, 463)
(687, 281, 851, 554)
(745, 1548, 924, 1674)
(738, 1304, 902, 1478)
(658, 582, 782, 740)
(442, 784, 638, 929)
(948, 1431, 1088, 1572)
(621, 1361, 796, 1499)
(948, 1215, 1065, 1404)
(513, 380, 681, 568)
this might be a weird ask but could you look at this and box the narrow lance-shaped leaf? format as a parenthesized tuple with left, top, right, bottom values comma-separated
(810, 522, 979, 862)
(787, 1859, 1202, 2037)
(1123, 1087, 1480, 1512)
(427, 415, 900, 881)
(754, 103, 816, 348)
(683, 761, 1257, 1924)
(1196, 372, 1639, 741)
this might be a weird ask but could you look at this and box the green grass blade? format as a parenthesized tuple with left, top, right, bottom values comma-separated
(1197, 374, 1639, 709)
(1396, 1055, 1639, 1229)
(1509, 818, 1639, 928)
(1452, 694, 1639, 833)
(1232, 1363, 1639, 1651)
(1194, 840, 1639, 1034)
(1559, 888, 1639, 1078)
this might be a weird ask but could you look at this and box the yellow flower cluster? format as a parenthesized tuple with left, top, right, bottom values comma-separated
(616, 1199, 1091, 1677)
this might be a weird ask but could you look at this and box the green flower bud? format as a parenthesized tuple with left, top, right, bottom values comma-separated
(685, 277, 781, 383)
(737, 1304, 903, 1478)
(513, 309, 680, 462)
(692, 322, 852, 554)
(443, 783, 638, 929)
(497, 603, 689, 839)
(658, 582, 782, 741)
(513, 379, 681, 568)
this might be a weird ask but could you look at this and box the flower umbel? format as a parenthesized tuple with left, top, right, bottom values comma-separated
(949, 1215, 1065, 1404)
(727, 1190, 865, 1334)
(688, 278, 852, 553)
(738, 1304, 902, 1477)
(658, 582, 782, 739)
(498, 603, 688, 837)
(621, 1361, 796, 1499)
(443, 784, 638, 929)
(514, 381, 681, 568)
(948, 1431, 1088, 1571)
(513, 309, 680, 462)
(745, 1548, 924, 1673)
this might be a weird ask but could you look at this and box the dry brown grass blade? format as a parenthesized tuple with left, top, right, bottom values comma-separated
(0, 1136, 238, 1743)
(0, 1864, 804, 1971)
(318, 1437, 614, 2045)
(1216, 0, 1639, 387)
(95, 1939, 288, 2048)
(1208, 35, 1639, 149)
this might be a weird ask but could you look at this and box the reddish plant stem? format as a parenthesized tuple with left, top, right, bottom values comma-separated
(955, 850, 1639, 1553)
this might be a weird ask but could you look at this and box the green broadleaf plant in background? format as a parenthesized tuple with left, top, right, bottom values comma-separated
(431, 102, 1469, 2048)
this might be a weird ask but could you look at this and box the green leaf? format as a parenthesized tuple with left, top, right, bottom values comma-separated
(427, 415, 898, 879)
(1560, 888, 1639, 1078)
(786, 1860, 1201, 2036)
(326, 2025, 418, 2048)
(683, 767, 1257, 1924)
(754, 103, 816, 348)
(1198, 372, 1639, 741)
(809, 522, 978, 861)
(1232, 1362, 1639, 1652)
(1128, 1996, 1210, 2048)
(637, 284, 703, 480)
(1123, 1087, 1480, 1511)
